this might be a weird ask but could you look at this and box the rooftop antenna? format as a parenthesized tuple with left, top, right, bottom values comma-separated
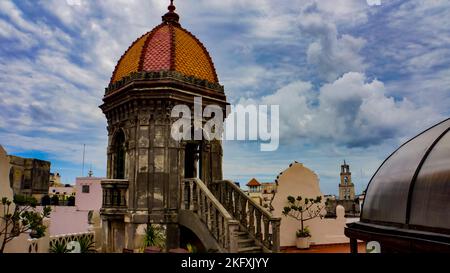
(88, 164, 93, 177)
(82, 144, 86, 177)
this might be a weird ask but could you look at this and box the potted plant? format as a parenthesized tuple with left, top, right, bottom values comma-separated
(282, 195, 327, 249)
(141, 224, 166, 253)
(295, 227, 311, 249)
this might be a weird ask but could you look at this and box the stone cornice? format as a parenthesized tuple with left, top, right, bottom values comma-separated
(105, 70, 224, 96)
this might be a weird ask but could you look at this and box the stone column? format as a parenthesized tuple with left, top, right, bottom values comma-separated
(124, 222, 137, 250)
(165, 223, 180, 251)
(101, 218, 110, 253)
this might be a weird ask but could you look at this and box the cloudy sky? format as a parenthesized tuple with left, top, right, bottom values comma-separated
(1, 0, 449, 194)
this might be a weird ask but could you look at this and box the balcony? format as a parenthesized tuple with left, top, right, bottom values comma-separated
(100, 179, 129, 216)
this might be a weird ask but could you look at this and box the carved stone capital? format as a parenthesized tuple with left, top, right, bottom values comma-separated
(202, 142, 211, 152)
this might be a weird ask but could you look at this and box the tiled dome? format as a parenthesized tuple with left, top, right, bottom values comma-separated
(110, 3, 218, 84)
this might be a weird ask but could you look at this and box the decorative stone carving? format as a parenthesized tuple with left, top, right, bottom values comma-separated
(105, 70, 225, 95)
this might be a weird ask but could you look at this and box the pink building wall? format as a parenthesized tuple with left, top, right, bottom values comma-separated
(75, 177, 104, 211)
(47, 206, 89, 235)
(38, 177, 105, 236)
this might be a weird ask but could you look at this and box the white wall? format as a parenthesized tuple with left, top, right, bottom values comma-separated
(272, 162, 350, 246)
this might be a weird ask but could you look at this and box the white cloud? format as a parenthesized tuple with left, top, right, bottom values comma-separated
(299, 5, 367, 81)
(0, 0, 449, 187)
(246, 72, 442, 148)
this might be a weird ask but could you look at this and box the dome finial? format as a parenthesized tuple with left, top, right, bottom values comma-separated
(163, 0, 180, 25)
(169, 0, 175, 11)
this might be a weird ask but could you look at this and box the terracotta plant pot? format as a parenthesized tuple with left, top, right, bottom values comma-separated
(144, 246, 162, 253)
(296, 237, 310, 249)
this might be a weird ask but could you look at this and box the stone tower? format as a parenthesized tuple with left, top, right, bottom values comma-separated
(99, 1, 228, 252)
(339, 161, 355, 200)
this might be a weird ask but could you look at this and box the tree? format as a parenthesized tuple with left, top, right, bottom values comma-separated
(67, 196, 75, 206)
(41, 195, 51, 206)
(1, 195, 51, 253)
(282, 195, 327, 237)
(50, 195, 59, 206)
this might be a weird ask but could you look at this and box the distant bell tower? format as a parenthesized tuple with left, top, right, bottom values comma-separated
(339, 161, 355, 200)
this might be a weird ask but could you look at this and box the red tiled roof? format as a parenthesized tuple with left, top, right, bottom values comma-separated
(247, 178, 262, 187)
(111, 19, 218, 84)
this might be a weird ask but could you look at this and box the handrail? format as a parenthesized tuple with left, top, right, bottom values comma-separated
(219, 180, 280, 221)
(210, 180, 281, 253)
(181, 178, 240, 252)
(184, 178, 234, 219)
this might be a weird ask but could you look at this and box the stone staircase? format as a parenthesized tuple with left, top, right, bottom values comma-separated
(181, 178, 281, 253)
(236, 230, 263, 253)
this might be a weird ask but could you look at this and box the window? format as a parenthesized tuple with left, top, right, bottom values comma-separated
(82, 185, 90, 193)
(113, 130, 126, 179)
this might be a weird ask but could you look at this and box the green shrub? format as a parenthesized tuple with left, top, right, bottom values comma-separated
(50, 241, 69, 253)
(78, 236, 96, 253)
(143, 224, 166, 249)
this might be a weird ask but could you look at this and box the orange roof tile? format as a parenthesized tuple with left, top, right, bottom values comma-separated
(110, 5, 219, 85)
(247, 178, 262, 187)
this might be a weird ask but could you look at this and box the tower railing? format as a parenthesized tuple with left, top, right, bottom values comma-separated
(210, 180, 281, 253)
(181, 178, 240, 252)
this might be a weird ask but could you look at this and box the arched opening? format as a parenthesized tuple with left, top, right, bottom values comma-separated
(9, 167, 14, 189)
(21, 175, 28, 190)
(179, 225, 207, 253)
(184, 142, 201, 179)
(113, 130, 126, 179)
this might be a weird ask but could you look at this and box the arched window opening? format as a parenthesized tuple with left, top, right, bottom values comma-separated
(9, 167, 14, 189)
(184, 142, 201, 179)
(113, 130, 126, 179)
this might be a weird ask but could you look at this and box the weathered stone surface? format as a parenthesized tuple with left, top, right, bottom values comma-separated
(8, 154, 50, 200)
(0, 145, 13, 200)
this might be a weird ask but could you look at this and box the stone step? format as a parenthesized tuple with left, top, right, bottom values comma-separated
(238, 238, 256, 248)
(236, 232, 250, 239)
(238, 246, 262, 253)
(238, 238, 254, 243)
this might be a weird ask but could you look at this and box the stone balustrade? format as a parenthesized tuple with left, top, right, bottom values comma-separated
(181, 178, 240, 252)
(27, 231, 95, 253)
(210, 180, 281, 253)
(49, 232, 95, 252)
(100, 179, 129, 214)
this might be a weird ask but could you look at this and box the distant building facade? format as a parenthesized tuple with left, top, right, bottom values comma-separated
(245, 178, 277, 209)
(49, 172, 62, 187)
(49, 184, 75, 205)
(246, 178, 262, 204)
(75, 176, 104, 211)
(261, 182, 276, 210)
(8, 155, 50, 200)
